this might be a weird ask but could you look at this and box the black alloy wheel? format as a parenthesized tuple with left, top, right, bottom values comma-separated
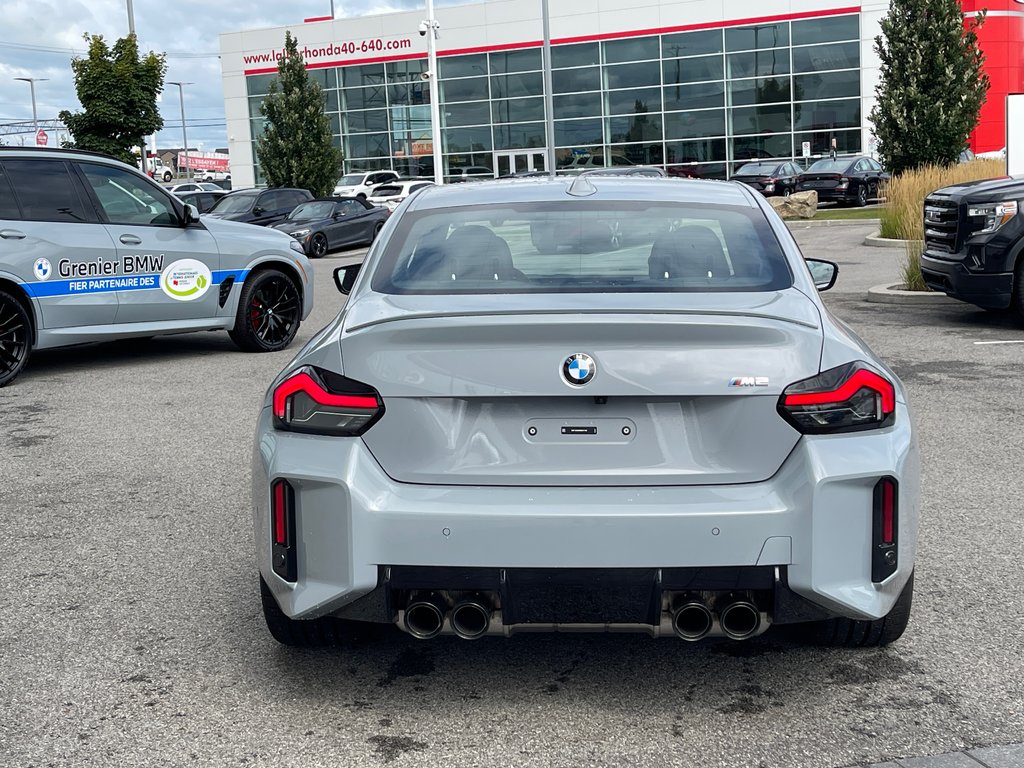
(0, 290, 31, 387)
(310, 232, 329, 258)
(229, 270, 301, 352)
(856, 184, 868, 207)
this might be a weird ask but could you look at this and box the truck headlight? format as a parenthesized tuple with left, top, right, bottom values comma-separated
(968, 200, 1018, 234)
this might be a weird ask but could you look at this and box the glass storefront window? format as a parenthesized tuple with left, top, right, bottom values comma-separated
(246, 74, 277, 96)
(442, 77, 489, 103)
(346, 133, 391, 158)
(608, 142, 663, 165)
(248, 96, 265, 119)
(554, 118, 603, 147)
(730, 133, 793, 163)
(792, 42, 859, 73)
(603, 37, 660, 64)
(329, 113, 341, 135)
(664, 109, 726, 140)
(727, 49, 790, 79)
(325, 89, 339, 112)
(726, 23, 789, 52)
(342, 63, 385, 87)
(445, 126, 494, 153)
(341, 86, 388, 110)
(728, 76, 791, 106)
(491, 97, 545, 124)
(666, 138, 727, 164)
(792, 128, 861, 158)
(663, 55, 725, 85)
(553, 67, 601, 94)
(662, 29, 723, 59)
(792, 15, 859, 46)
(663, 81, 725, 111)
(607, 114, 663, 143)
(489, 48, 542, 74)
(794, 70, 859, 101)
(606, 87, 661, 116)
(494, 121, 546, 150)
(439, 53, 488, 79)
(794, 98, 860, 131)
(551, 42, 599, 69)
(490, 72, 543, 99)
(445, 101, 492, 127)
(554, 92, 603, 119)
(387, 60, 427, 81)
(388, 82, 431, 105)
(730, 103, 792, 134)
(344, 110, 390, 133)
(605, 61, 662, 89)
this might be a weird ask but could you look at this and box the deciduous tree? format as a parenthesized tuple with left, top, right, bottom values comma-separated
(255, 32, 343, 197)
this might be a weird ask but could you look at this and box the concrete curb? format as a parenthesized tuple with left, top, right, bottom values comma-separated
(866, 283, 958, 305)
(785, 218, 881, 227)
(864, 231, 911, 248)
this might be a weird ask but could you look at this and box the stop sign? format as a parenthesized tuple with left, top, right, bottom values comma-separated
(35, 129, 48, 146)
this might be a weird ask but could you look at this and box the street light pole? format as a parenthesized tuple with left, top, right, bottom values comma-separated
(125, 0, 150, 173)
(14, 77, 48, 132)
(425, 0, 443, 185)
(541, 0, 555, 176)
(169, 81, 193, 181)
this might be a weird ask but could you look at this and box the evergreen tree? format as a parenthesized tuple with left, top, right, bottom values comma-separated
(59, 34, 166, 166)
(870, 0, 988, 175)
(255, 32, 343, 197)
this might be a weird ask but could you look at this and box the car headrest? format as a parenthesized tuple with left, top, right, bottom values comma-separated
(444, 225, 515, 281)
(648, 225, 731, 280)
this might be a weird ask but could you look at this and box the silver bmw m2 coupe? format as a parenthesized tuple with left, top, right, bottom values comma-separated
(253, 175, 918, 648)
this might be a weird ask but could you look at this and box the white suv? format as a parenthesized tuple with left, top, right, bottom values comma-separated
(333, 170, 400, 199)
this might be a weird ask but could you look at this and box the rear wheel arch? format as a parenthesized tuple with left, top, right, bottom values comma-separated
(0, 278, 37, 345)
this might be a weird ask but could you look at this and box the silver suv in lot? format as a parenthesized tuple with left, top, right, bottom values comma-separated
(0, 147, 314, 387)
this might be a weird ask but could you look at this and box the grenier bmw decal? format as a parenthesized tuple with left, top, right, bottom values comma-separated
(563, 353, 596, 386)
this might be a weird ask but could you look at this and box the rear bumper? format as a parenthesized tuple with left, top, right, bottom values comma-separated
(253, 403, 918, 626)
(920, 252, 1013, 309)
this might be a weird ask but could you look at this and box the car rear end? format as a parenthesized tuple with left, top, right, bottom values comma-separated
(254, 179, 918, 645)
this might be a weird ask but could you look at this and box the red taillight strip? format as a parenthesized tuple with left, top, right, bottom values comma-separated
(881, 480, 895, 544)
(783, 368, 895, 413)
(272, 371, 379, 419)
(272, 480, 287, 546)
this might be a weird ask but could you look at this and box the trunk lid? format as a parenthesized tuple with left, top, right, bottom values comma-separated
(342, 291, 822, 486)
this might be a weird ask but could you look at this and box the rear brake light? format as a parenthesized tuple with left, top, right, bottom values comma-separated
(272, 367, 383, 436)
(778, 362, 896, 433)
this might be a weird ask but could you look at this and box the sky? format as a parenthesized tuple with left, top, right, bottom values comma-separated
(0, 0, 461, 151)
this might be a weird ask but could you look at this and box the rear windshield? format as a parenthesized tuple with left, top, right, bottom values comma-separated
(371, 201, 792, 294)
(209, 193, 256, 214)
(806, 159, 849, 173)
(735, 163, 779, 175)
(373, 185, 403, 196)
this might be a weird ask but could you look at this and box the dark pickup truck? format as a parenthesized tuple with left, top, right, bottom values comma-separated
(920, 177, 1023, 316)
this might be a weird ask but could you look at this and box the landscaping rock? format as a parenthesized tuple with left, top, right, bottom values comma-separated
(769, 190, 818, 219)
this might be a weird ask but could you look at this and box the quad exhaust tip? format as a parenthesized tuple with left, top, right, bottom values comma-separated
(450, 595, 492, 640)
(719, 599, 761, 640)
(671, 598, 714, 641)
(404, 593, 447, 640)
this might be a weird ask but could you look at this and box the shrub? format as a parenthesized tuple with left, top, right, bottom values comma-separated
(880, 158, 1004, 289)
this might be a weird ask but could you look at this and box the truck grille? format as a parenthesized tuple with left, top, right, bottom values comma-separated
(923, 198, 960, 253)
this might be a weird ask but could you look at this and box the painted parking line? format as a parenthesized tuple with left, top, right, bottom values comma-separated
(973, 340, 1024, 345)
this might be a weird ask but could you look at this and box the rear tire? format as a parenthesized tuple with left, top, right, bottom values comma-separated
(797, 571, 914, 647)
(228, 269, 301, 352)
(260, 576, 345, 646)
(370, 221, 384, 243)
(0, 289, 32, 387)
(856, 184, 868, 207)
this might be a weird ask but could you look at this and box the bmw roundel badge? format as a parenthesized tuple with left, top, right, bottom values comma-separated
(563, 353, 596, 386)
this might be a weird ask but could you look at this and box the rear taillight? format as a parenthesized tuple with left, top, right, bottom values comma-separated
(272, 366, 383, 436)
(778, 362, 896, 433)
(872, 477, 899, 582)
(837, 177, 850, 189)
(271, 479, 297, 582)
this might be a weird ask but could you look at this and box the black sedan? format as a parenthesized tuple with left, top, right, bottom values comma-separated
(269, 198, 389, 258)
(796, 156, 890, 206)
(732, 161, 802, 197)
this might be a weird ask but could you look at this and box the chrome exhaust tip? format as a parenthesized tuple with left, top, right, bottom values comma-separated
(404, 593, 447, 639)
(719, 599, 761, 640)
(450, 595, 492, 640)
(671, 598, 714, 641)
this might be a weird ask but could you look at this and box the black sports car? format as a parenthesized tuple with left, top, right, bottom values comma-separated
(269, 198, 390, 258)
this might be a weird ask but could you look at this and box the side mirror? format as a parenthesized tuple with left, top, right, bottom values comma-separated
(253, 206, 264, 215)
(333, 263, 362, 295)
(182, 204, 200, 225)
(805, 258, 838, 291)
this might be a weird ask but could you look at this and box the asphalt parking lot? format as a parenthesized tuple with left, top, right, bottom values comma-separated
(2, 221, 1023, 767)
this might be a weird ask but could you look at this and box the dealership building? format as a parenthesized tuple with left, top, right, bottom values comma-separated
(219, 0, 1021, 188)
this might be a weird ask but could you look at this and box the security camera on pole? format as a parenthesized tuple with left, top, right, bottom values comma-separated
(420, 1, 443, 185)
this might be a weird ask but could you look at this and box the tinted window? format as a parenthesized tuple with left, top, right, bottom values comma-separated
(0, 166, 21, 219)
(489, 48, 541, 74)
(438, 53, 488, 79)
(79, 163, 178, 226)
(4, 159, 91, 222)
(282, 190, 310, 208)
(371, 202, 792, 295)
(210, 193, 256, 214)
(603, 37, 659, 64)
(792, 14, 859, 46)
(553, 67, 601, 93)
(551, 43, 599, 69)
(662, 29, 723, 58)
(726, 23, 789, 52)
(663, 55, 724, 85)
(337, 199, 365, 215)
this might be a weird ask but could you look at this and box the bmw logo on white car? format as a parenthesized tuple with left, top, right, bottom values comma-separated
(563, 353, 596, 386)
(33, 258, 52, 281)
